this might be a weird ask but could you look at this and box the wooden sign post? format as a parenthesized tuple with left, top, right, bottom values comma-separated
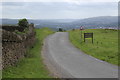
(84, 33, 93, 43)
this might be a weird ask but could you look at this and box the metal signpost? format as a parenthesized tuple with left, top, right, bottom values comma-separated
(84, 33, 93, 43)
(80, 26, 83, 39)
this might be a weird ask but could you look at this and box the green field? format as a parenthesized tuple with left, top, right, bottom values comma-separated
(3, 28, 54, 78)
(69, 29, 118, 65)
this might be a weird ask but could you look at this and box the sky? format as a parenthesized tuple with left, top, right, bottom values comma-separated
(0, 0, 119, 19)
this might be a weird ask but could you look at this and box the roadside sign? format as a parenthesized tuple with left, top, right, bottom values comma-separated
(84, 33, 93, 43)
(80, 26, 83, 30)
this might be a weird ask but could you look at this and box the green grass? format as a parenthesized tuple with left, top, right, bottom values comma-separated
(2, 27, 54, 78)
(69, 29, 118, 65)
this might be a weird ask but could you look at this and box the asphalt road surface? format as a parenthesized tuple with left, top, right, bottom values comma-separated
(42, 32, 118, 78)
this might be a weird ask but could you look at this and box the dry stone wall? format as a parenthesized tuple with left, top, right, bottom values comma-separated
(2, 25, 36, 69)
(2, 26, 24, 32)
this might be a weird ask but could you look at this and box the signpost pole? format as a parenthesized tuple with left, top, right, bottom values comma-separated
(81, 30, 82, 39)
(80, 26, 83, 41)
(84, 33, 85, 42)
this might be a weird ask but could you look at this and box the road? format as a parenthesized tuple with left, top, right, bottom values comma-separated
(42, 32, 118, 78)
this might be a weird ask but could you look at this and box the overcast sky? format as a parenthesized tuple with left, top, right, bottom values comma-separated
(0, 0, 119, 19)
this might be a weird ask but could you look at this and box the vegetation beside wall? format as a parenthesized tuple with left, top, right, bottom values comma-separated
(2, 28, 54, 78)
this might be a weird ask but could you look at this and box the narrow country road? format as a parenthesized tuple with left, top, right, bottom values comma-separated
(42, 32, 118, 78)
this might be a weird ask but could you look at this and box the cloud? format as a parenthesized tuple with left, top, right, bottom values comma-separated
(2, 2, 25, 6)
(1, 2, 118, 19)
(1, 0, 119, 2)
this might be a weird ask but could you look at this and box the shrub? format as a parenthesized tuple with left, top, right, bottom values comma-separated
(18, 18, 29, 28)
(59, 28, 63, 32)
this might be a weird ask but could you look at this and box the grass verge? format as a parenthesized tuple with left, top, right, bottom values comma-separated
(69, 29, 118, 65)
(2, 27, 54, 78)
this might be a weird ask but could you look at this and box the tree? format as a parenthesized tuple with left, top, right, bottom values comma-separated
(18, 18, 29, 28)
(59, 28, 63, 32)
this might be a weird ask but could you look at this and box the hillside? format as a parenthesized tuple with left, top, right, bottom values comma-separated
(71, 16, 118, 29)
(1, 16, 118, 30)
(69, 29, 118, 65)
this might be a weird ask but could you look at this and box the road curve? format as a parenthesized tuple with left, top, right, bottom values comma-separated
(42, 32, 118, 78)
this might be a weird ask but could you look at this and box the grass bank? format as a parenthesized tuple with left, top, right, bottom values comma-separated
(69, 29, 118, 65)
(3, 28, 54, 78)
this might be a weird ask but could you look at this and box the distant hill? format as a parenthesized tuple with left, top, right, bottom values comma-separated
(1, 16, 118, 30)
(71, 16, 118, 29)
(0, 19, 18, 25)
(1, 19, 77, 25)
